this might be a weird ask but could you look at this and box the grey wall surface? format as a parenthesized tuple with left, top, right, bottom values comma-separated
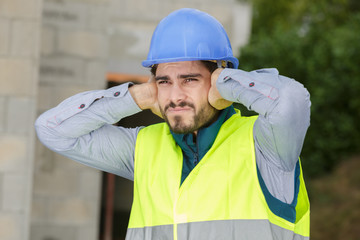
(0, 0, 43, 239)
(32, 0, 109, 239)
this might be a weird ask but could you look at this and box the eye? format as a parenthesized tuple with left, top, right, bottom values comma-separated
(157, 80, 170, 85)
(185, 78, 197, 83)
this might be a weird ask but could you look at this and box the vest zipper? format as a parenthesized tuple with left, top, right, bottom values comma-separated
(184, 142, 199, 166)
(194, 133, 200, 166)
(193, 152, 199, 166)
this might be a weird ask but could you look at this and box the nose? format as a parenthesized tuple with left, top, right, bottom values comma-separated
(169, 83, 187, 104)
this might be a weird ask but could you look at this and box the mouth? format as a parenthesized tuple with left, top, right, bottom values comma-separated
(164, 101, 195, 115)
(167, 106, 193, 114)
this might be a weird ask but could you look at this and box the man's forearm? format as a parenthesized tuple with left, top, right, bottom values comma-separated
(35, 83, 140, 147)
(34, 82, 142, 179)
(216, 68, 311, 203)
(216, 68, 311, 171)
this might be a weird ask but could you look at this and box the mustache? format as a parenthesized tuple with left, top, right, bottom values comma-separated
(164, 101, 195, 112)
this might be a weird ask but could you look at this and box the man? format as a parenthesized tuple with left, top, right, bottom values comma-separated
(35, 8, 311, 240)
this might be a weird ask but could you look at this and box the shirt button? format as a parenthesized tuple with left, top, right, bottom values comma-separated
(79, 104, 85, 109)
(224, 76, 231, 81)
(114, 91, 120, 97)
(249, 82, 255, 87)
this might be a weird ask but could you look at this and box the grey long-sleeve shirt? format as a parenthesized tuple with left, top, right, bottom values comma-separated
(35, 68, 311, 204)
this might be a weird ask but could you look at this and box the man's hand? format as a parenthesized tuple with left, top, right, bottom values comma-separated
(129, 77, 162, 118)
(208, 68, 233, 110)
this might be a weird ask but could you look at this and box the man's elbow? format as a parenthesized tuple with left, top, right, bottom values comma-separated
(272, 79, 311, 128)
(34, 115, 77, 152)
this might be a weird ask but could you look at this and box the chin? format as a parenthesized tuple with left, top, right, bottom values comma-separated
(170, 126, 196, 135)
(168, 117, 196, 134)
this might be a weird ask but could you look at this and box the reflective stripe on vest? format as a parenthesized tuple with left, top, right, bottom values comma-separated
(127, 110, 310, 240)
(126, 219, 310, 240)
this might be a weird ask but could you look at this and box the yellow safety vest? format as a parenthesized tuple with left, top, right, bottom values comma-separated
(126, 111, 310, 240)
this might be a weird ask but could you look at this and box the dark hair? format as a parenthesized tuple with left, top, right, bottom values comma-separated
(150, 61, 219, 76)
(150, 64, 158, 76)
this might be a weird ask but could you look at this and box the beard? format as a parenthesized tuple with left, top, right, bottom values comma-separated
(160, 100, 219, 134)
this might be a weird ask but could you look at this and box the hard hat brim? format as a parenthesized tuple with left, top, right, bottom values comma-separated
(142, 56, 239, 69)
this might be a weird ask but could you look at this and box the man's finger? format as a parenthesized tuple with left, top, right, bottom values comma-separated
(148, 76, 155, 83)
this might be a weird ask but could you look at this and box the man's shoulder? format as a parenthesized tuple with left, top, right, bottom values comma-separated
(138, 122, 170, 137)
(225, 110, 258, 126)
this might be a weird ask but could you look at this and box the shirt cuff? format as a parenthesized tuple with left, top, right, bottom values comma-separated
(102, 83, 143, 122)
(216, 68, 280, 103)
(45, 82, 142, 128)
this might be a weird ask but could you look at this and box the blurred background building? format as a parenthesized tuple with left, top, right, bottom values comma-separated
(0, 0, 252, 240)
(2, 0, 360, 239)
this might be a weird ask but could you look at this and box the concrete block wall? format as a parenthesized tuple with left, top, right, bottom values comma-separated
(31, 144, 102, 240)
(31, 0, 109, 239)
(0, 0, 43, 239)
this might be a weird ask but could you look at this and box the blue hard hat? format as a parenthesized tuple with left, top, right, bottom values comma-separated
(142, 8, 239, 69)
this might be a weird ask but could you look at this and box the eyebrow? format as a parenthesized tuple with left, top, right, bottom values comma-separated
(179, 73, 203, 79)
(155, 73, 203, 81)
(155, 75, 170, 81)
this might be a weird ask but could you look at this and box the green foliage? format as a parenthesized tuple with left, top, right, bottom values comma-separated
(239, 0, 360, 177)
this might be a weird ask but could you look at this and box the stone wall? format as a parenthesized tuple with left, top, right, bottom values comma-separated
(0, 0, 43, 239)
(31, 0, 109, 239)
